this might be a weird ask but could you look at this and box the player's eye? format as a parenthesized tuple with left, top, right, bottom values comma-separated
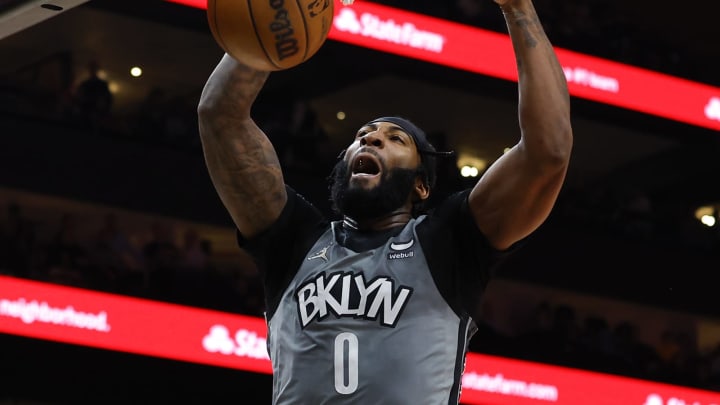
(355, 129, 369, 138)
(389, 134, 405, 144)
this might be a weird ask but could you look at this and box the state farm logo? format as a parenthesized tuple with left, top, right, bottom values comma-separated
(705, 97, 720, 122)
(333, 8, 446, 53)
(202, 324, 269, 360)
(643, 393, 718, 405)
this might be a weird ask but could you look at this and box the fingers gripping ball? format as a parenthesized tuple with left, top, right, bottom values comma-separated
(207, 0, 334, 71)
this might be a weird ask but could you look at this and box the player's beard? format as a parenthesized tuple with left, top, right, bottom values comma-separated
(330, 159, 419, 221)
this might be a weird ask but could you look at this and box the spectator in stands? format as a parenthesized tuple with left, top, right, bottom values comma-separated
(69, 60, 113, 131)
(707, 343, 720, 389)
(608, 321, 661, 378)
(179, 227, 209, 271)
(0, 202, 36, 277)
(88, 212, 145, 292)
(142, 221, 180, 298)
(134, 87, 169, 143)
(44, 213, 88, 287)
(575, 315, 615, 371)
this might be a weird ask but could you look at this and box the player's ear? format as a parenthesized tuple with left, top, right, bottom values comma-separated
(413, 177, 430, 202)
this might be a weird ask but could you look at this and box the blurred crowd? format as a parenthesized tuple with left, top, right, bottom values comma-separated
(557, 184, 720, 254)
(0, 202, 265, 316)
(472, 300, 720, 391)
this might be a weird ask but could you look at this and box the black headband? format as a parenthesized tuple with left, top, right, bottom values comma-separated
(367, 117, 455, 158)
(364, 116, 454, 190)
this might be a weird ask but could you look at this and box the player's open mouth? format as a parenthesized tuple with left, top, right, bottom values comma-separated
(351, 153, 381, 178)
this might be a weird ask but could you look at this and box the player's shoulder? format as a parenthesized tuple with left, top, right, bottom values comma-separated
(425, 189, 472, 221)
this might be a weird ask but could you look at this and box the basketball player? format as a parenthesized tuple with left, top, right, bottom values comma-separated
(197, 0, 572, 403)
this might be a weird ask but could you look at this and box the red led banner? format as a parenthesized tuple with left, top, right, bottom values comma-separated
(2, 274, 720, 405)
(167, 0, 720, 132)
(0, 274, 271, 374)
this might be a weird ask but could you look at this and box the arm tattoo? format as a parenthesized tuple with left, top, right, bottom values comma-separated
(508, 10, 541, 48)
(198, 58, 282, 231)
(504, 10, 544, 68)
(220, 64, 270, 110)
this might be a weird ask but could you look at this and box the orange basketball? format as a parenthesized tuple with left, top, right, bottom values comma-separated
(207, 0, 334, 71)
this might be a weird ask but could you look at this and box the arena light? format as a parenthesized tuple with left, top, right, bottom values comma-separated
(3, 274, 720, 404)
(460, 165, 479, 178)
(701, 215, 716, 227)
(695, 206, 717, 227)
(165, 0, 720, 132)
(457, 155, 487, 177)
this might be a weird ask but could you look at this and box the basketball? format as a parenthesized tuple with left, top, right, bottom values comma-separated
(207, 0, 334, 71)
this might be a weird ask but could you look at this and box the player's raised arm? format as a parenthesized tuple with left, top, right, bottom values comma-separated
(468, 0, 573, 250)
(197, 54, 287, 239)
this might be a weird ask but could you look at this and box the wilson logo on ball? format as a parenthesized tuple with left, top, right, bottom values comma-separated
(269, 0, 299, 61)
(207, 0, 334, 71)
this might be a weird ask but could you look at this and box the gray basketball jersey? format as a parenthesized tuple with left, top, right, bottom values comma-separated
(267, 216, 476, 404)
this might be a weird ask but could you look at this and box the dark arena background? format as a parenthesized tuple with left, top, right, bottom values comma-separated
(1, 0, 720, 404)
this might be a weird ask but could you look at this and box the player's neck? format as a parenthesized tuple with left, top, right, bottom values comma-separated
(343, 209, 412, 232)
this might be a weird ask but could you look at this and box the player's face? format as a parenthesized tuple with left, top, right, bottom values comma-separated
(342, 121, 422, 190)
(329, 122, 423, 220)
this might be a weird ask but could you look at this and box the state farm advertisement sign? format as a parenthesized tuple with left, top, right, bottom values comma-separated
(2, 275, 720, 405)
(326, 1, 720, 132)
(167, 0, 720, 132)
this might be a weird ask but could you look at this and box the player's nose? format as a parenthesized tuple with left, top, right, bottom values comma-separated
(359, 131, 383, 147)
